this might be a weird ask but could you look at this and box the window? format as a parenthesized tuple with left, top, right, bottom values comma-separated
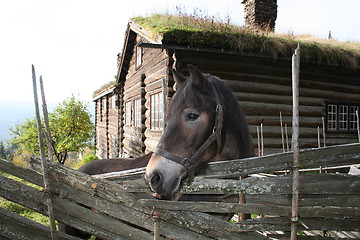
(339, 105, 348, 130)
(327, 104, 337, 130)
(134, 99, 142, 128)
(350, 106, 359, 130)
(111, 95, 116, 109)
(136, 44, 142, 69)
(150, 92, 164, 130)
(326, 102, 359, 132)
(98, 100, 103, 122)
(125, 101, 132, 126)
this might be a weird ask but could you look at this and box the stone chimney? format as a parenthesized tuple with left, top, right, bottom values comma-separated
(241, 0, 277, 31)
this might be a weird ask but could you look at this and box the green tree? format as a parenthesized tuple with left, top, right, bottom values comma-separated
(0, 141, 14, 160)
(9, 95, 95, 164)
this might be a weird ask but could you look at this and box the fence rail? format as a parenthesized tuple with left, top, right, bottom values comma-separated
(1, 142, 360, 239)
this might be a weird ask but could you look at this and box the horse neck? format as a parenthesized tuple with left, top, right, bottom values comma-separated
(214, 100, 253, 160)
(215, 130, 244, 161)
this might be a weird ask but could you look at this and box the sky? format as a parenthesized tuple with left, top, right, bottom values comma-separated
(0, 0, 359, 106)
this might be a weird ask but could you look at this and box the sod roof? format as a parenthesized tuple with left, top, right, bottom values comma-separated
(132, 14, 360, 69)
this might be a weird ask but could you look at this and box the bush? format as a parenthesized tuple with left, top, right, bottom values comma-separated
(82, 154, 98, 164)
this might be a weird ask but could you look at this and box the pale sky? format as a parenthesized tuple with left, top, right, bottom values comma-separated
(0, 0, 359, 105)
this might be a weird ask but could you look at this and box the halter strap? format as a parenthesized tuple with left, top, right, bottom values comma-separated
(153, 147, 188, 166)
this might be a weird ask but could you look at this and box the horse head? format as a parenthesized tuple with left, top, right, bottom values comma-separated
(145, 65, 253, 199)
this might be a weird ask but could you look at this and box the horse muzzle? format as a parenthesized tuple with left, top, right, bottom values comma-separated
(145, 153, 185, 198)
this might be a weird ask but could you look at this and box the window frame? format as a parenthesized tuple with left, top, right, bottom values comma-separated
(125, 101, 132, 126)
(326, 102, 360, 132)
(111, 94, 117, 109)
(136, 43, 142, 69)
(150, 91, 164, 131)
(134, 98, 142, 128)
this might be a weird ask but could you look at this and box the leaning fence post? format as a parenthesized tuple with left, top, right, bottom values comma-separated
(40, 75, 54, 162)
(322, 116, 326, 147)
(291, 44, 300, 240)
(280, 112, 285, 152)
(32, 65, 58, 240)
(356, 110, 360, 143)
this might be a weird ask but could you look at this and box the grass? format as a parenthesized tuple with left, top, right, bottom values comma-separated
(131, 13, 360, 68)
(93, 80, 116, 98)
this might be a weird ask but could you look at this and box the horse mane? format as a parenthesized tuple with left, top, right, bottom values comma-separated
(208, 75, 254, 158)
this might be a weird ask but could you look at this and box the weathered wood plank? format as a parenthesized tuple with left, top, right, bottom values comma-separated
(0, 207, 80, 240)
(266, 233, 360, 240)
(0, 175, 48, 214)
(0, 158, 44, 187)
(112, 173, 360, 197)
(246, 194, 360, 207)
(0, 175, 135, 239)
(97, 143, 360, 182)
(199, 143, 360, 178)
(137, 199, 360, 220)
(179, 174, 360, 195)
(233, 217, 360, 232)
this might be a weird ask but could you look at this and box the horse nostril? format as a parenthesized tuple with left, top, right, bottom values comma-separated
(150, 172, 162, 187)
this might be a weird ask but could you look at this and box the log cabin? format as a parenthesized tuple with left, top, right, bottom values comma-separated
(93, 14, 360, 159)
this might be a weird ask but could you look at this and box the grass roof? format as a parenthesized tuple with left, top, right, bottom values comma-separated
(132, 14, 360, 69)
(93, 80, 116, 98)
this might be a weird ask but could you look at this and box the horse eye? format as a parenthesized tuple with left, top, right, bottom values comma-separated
(186, 113, 199, 121)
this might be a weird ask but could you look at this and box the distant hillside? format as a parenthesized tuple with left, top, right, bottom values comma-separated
(0, 101, 95, 142)
(0, 102, 51, 141)
(0, 102, 35, 141)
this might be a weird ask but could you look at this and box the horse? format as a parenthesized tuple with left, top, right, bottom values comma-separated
(62, 65, 253, 238)
(145, 64, 254, 199)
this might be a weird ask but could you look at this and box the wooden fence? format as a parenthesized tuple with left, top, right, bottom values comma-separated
(1, 142, 360, 239)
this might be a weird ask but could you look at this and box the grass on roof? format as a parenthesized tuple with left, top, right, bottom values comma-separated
(93, 80, 116, 98)
(132, 14, 360, 68)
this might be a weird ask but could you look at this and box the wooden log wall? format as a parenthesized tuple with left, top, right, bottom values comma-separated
(94, 92, 121, 159)
(107, 93, 120, 158)
(122, 35, 171, 157)
(173, 50, 360, 155)
(94, 97, 108, 158)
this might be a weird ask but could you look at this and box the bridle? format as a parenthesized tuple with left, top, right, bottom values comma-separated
(153, 85, 224, 183)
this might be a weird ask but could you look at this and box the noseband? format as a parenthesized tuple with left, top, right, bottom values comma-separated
(153, 86, 224, 184)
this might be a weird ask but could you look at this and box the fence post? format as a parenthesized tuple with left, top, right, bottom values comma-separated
(291, 45, 300, 240)
(280, 112, 285, 152)
(356, 110, 360, 143)
(32, 65, 58, 240)
(39, 75, 54, 162)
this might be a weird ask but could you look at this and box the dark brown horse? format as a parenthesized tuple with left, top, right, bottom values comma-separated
(145, 64, 253, 199)
(62, 65, 253, 238)
(77, 152, 152, 175)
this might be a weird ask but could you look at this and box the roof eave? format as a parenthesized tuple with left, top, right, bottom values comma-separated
(116, 21, 161, 85)
(93, 86, 116, 101)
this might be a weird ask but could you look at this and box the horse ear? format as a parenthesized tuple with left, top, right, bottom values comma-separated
(187, 64, 207, 89)
(172, 69, 186, 85)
